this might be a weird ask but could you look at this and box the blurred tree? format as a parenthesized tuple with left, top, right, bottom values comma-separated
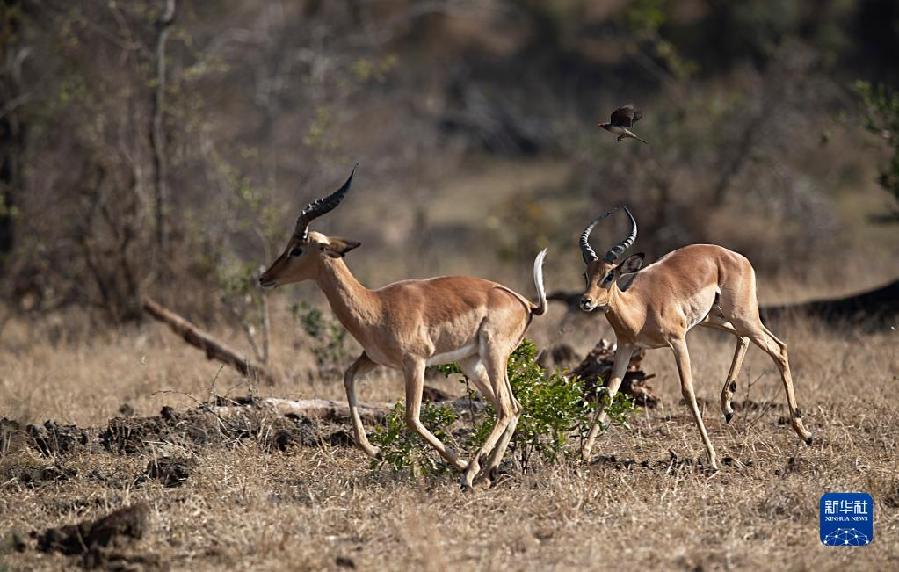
(855, 81, 899, 223)
(150, 0, 176, 258)
(0, 0, 26, 269)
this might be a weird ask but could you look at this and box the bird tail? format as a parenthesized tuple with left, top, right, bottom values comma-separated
(626, 130, 649, 144)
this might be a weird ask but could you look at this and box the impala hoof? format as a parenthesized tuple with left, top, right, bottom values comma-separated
(724, 411, 734, 424)
(804, 435, 813, 446)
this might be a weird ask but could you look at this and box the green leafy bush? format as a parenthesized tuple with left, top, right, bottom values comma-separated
(371, 339, 635, 476)
(370, 401, 459, 476)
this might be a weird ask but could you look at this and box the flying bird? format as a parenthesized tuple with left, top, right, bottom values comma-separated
(599, 105, 648, 144)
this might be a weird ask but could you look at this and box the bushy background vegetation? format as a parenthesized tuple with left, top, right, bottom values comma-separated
(1, 0, 898, 330)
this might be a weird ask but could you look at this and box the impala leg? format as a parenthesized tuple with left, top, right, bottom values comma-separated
(460, 356, 511, 476)
(344, 353, 380, 457)
(670, 337, 718, 470)
(699, 319, 748, 424)
(720, 336, 749, 423)
(462, 349, 517, 490)
(403, 358, 468, 471)
(581, 343, 635, 461)
(744, 324, 813, 444)
(484, 416, 519, 480)
(459, 357, 497, 404)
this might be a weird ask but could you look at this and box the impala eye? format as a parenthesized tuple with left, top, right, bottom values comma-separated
(583, 272, 589, 287)
(289, 247, 303, 257)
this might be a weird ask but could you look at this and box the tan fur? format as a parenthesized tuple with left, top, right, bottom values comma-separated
(261, 231, 547, 488)
(579, 243, 813, 469)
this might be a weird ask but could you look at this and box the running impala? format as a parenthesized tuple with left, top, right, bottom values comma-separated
(259, 166, 548, 488)
(577, 207, 812, 469)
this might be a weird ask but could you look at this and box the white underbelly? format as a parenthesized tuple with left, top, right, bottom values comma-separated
(684, 285, 721, 331)
(426, 344, 477, 366)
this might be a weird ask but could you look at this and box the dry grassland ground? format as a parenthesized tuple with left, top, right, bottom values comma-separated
(1, 304, 897, 570)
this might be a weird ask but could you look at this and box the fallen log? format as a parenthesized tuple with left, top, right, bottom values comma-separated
(570, 339, 659, 408)
(760, 278, 898, 329)
(142, 297, 277, 384)
(537, 339, 660, 407)
(211, 394, 485, 424)
(211, 396, 394, 423)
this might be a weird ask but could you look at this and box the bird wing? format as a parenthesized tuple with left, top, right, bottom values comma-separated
(610, 105, 642, 127)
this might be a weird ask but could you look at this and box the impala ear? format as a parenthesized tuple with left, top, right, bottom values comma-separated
(322, 237, 361, 258)
(615, 253, 645, 291)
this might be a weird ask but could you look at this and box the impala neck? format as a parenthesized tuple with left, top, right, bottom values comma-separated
(606, 285, 641, 340)
(315, 257, 382, 335)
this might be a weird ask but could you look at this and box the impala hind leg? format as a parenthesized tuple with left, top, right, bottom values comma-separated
(403, 358, 468, 471)
(581, 343, 635, 461)
(344, 353, 380, 457)
(670, 337, 718, 470)
(720, 336, 749, 423)
(461, 349, 517, 490)
(742, 322, 813, 444)
(460, 357, 515, 478)
(699, 317, 749, 423)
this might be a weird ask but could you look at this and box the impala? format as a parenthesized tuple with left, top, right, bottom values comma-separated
(577, 207, 812, 469)
(259, 166, 549, 488)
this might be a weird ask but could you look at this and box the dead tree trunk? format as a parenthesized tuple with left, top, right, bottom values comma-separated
(142, 297, 276, 385)
(150, 0, 176, 257)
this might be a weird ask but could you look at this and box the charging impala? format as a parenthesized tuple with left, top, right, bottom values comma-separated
(259, 166, 549, 489)
(577, 207, 812, 469)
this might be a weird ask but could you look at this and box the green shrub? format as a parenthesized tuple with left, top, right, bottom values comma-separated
(370, 401, 459, 476)
(371, 339, 635, 476)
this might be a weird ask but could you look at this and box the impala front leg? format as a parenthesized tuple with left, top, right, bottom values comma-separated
(344, 353, 380, 458)
(581, 343, 635, 461)
(403, 358, 468, 471)
(670, 337, 718, 470)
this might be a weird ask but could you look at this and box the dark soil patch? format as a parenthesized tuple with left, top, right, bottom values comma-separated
(5, 399, 358, 462)
(140, 456, 195, 487)
(1, 418, 90, 457)
(590, 451, 752, 474)
(36, 502, 149, 568)
(18, 464, 77, 487)
(26, 421, 90, 456)
(100, 402, 350, 455)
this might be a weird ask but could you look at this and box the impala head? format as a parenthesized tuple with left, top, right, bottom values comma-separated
(258, 165, 361, 288)
(578, 206, 644, 312)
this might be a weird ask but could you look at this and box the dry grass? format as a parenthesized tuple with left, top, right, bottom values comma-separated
(1, 304, 897, 570)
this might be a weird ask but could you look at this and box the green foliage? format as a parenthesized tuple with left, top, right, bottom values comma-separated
(372, 339, 636, 476)
(370, 401, 459, 476)
(471, 339, 586, 466)
(855, 81, 899, 222)
(291, 301, 350, 370)
(623, 0, 696, 81)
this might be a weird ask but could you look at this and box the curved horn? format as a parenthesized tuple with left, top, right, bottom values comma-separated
(603, 206, 637, 262)
(580, 208, 618, 264)
(295, 163, 358, 239)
